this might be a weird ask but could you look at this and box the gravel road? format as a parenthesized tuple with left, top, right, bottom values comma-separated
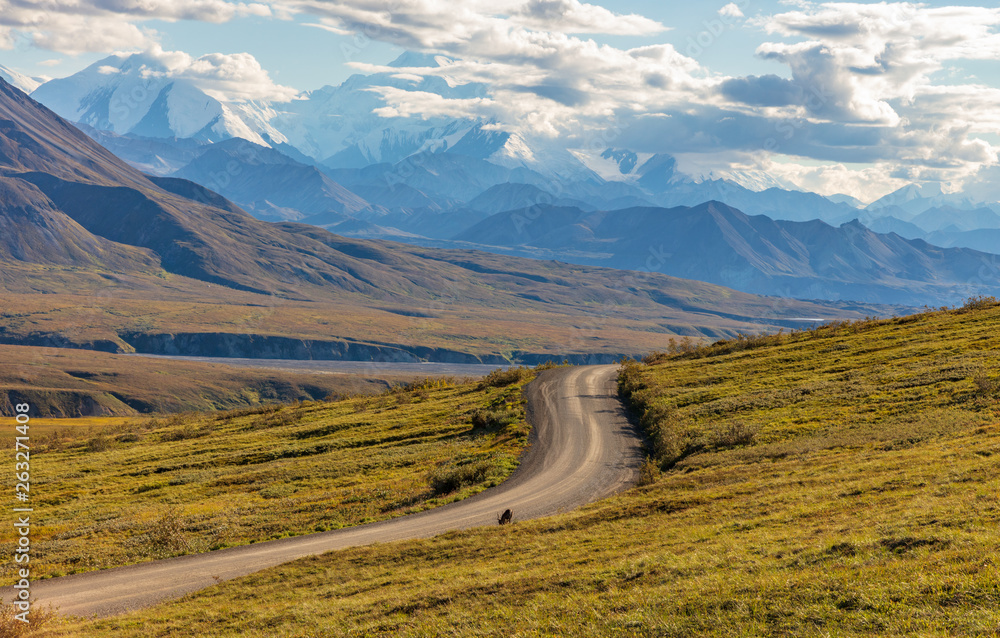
(12, 364, 643, 618)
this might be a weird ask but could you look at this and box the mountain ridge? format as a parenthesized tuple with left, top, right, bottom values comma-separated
(0, 75, 883, 363)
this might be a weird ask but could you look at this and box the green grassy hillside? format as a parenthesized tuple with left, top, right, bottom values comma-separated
(43, 301, 1000, 636)
(0, 368, 534, 584)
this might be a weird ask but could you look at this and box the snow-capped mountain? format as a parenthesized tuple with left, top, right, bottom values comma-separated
(571, 148, 795, 193)
(267, 52, 483, 166)
(864, 182, 985, 218)
(826, 193, 865, 208)
(0, 65, 42, 94)
(571, 149, 673, 185)
(31, 53, 283, 145)
(28, 51, 597, 184)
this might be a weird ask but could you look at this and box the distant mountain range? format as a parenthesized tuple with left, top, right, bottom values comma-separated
(447, 201, 1000, 306)
(14, 52, 1000, 307)
(2, 75, 885, 364)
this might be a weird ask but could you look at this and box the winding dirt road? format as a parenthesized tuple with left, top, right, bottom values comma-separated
(14, 364, 643, 618)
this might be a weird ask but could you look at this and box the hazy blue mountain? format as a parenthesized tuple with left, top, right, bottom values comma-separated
(859, 215, 926, 239)
(826, 193, 864, 208)
(865, 183, 983, 218)
(465, 183, 595, 214)
(171, 138, 374, 221)
(923, 228, 1000, 255)
(909, 206, 1000, 233)
(74, 123, 207, 175)
(453, 201, 1000, 306)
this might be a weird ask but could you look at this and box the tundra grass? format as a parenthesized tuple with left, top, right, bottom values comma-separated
(0, 369, 534, 583)
(0, 259, 890, 362)
(41, 302, 1000, 636)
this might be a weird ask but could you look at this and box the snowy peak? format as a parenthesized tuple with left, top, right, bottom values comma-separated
(636, 154, 682, 192)
(569, 147, 655, 182)
(866, 182, 980, 218)
(387, 51, 443, 68)
(30, 54, 280, 146)
(448, 125, 511, 159)
(0, 65, 42, 94)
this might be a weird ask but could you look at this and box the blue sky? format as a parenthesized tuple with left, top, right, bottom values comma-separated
(2, 1, 1000, 201)
(2, 1, 804, 88)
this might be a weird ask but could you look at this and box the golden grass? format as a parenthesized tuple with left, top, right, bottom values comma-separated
(37, 303, 1000, 636)
(0, 373, 532, 582)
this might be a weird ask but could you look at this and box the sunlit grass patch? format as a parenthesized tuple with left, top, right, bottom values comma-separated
(34, 303, 1000, 635)
(0, 374, 533, 581)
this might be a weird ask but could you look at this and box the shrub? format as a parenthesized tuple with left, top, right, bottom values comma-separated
(636, 456, 661, 486)
(470, 408, 518, 430)
(86, 434, 112, 452)
(972, 370, 998, 397)
(534, 360, 565, 370)
(429, 460, 494, 495)
(0, 602, 58, 637)
(160, 424, 212, 441)
(959, 295, 1000, 313)
(478, 366, 531, 389)
(712, 420, 759, 448)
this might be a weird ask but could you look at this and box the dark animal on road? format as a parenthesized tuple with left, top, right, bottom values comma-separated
(497, 509, 513, 525)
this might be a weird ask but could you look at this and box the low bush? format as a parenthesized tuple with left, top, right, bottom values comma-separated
(429, 460, 495, 495)
(478, 366, 531, 389)
(470, 408, 519, 430)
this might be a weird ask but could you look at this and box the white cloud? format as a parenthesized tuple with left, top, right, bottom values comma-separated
(0, 0, 272, 54)
(508, 0, 666, 35)
(719, 3, 745, 19)
(291, 0, 709, 142)
(368, 86, 496, 120)
(97, 65, 121, 75)
(138, 46, 298, 102)
(707, 2, 1000, 196)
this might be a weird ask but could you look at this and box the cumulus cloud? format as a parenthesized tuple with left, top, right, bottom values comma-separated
(736, 2, 1000, 195)
(508, 0, 666, 35)
(13, 0, 999, 200)
(719, 3, 745, 19)
(368, 86, 496, 120)
(0, 0, 271, 53)
(136, 46, 298, 102)
(288, 0, 709, 141)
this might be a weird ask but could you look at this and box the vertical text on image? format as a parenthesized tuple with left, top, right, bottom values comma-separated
(12, 403, 32, 624)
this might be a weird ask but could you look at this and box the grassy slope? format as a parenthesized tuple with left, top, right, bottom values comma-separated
(0, 370, 533, 583)
(0, 345, 415, 416)
(44, 303, 1000, 636)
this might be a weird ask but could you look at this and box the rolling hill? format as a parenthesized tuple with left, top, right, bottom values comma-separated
(47, 301, 1000, 636)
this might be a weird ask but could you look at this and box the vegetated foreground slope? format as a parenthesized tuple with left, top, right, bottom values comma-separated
(54, 301, 1000, 637)
(0, 77, 897, 362)
(0, 368, 534, 584)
